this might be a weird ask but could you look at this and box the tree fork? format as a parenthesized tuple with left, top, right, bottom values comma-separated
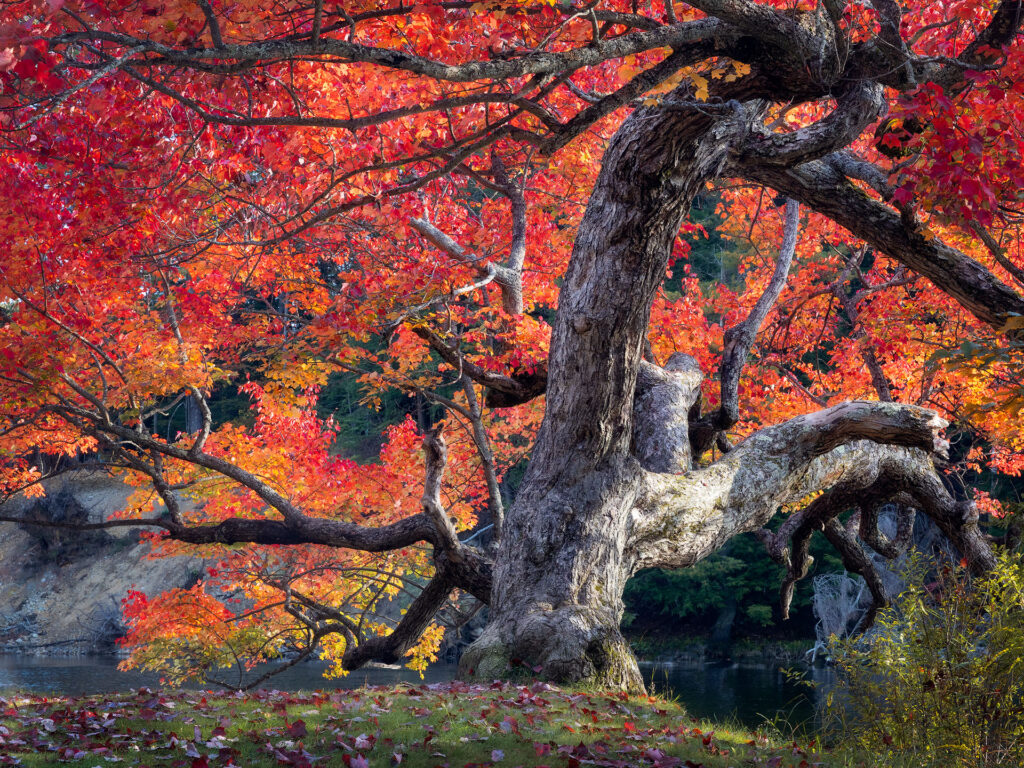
(461, 93, 763, 692)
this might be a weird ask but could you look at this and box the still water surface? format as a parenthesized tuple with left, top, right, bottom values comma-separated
(0, 654, 833, 731)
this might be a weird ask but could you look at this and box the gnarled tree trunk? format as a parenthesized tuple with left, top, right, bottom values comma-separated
(462, 95, 755, 691)
(460, 93, 995, 691)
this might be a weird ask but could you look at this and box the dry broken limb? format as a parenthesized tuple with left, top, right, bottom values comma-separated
(1, 0, 1023, 691)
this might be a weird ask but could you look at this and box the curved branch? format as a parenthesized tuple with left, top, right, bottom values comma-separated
(821, 516, 889, 627)
(50, 18, 723, 83)
(629, 399, 949, 572)
(859, 498, 915, 559)
(738, 82, 885, 168)
(714, 197, 799, 430)
(340, 570, 454, 670)
(756, 484, 915, 619)
(737, 158, 1024, 328)
(755, 486, 852, 620)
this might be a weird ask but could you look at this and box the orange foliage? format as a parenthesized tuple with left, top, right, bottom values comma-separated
(0, 0, 1022, 678)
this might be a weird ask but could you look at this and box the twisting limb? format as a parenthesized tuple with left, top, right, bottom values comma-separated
(859, 497, 916, 559)
(822, 517, 889, 628)
(715, 198, 799, 430)
(630, 398, 952, 573)
(755, 479, 916, 620)
(736, 157, 1024, 329)
(739, 82, 886, 168)
(755, 488, 851, 620)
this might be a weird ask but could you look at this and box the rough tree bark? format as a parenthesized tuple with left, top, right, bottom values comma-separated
(460, 93, 996, 690)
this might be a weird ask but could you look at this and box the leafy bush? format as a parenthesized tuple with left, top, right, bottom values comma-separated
(828, 553, 1024, 767)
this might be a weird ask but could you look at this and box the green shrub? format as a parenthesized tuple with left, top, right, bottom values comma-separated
(828, 552, 1024, 767)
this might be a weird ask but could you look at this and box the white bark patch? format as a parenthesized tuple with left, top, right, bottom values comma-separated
(628, 400, 949, 572)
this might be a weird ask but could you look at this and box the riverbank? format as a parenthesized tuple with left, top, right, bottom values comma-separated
(0, 654, 832, 733)
(0, 472, 203, 656)
(0, 682, 838, 767)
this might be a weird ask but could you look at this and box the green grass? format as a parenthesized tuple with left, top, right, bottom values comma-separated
(0, 681, 842, 767)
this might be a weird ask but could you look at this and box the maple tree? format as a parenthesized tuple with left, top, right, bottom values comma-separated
(1, 0, 1024, 691)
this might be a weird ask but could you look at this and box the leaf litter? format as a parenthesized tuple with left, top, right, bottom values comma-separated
(0, 681, 830, 767)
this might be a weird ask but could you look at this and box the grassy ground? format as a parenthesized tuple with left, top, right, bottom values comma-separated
(0, 681, 842, 767)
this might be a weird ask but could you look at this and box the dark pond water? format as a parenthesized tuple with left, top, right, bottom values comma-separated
(642, 661, 834, 731)
(0, 654, 833, 732)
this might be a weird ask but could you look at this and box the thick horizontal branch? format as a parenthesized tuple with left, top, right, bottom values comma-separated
(1, 505, 493, 602)
(738, 158, 1024, 328)
(167, 514, 436, 551)
(53, 18, 723, 83)
(629, 400, 950, 572)
(0, 514, 172, 532)
(41, 403, 452, 553)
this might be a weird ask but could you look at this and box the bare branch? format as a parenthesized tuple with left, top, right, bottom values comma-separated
(738, 158, 1024, 329)
(421, 426, 462, 555)
(971, 221, 1024, 289)
(194, 0, 225, 48)
(461, 377, 505, 543)
(50, 18, 723, 83)
(409, 216, 521, 314)
(715, 197, 799, 430)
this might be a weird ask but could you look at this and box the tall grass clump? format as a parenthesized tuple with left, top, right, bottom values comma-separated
(828, 552, 1024, 767)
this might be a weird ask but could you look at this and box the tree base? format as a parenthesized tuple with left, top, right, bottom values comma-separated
(459, 605, 645, 693)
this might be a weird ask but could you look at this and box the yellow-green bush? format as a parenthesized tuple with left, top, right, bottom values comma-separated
(828, 553, 1024, 767)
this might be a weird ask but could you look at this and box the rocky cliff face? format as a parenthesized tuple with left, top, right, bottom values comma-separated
(0, 472, 201, 655)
